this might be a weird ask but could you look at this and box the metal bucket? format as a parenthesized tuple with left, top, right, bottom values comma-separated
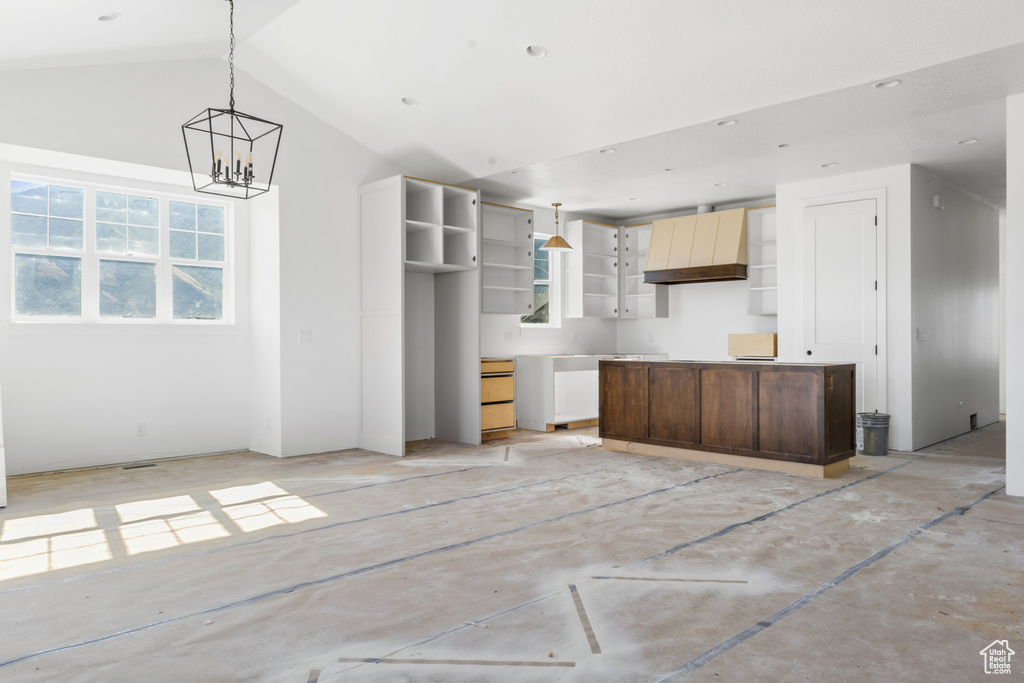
(856, 412, 890, 456)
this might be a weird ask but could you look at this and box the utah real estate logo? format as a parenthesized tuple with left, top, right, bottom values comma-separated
(980, 640, 1015, 675)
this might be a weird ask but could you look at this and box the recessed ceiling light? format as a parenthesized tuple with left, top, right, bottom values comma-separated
(874, 79, 902, 89)
(777, 143, 790, 148)
(525, 44, 547, 58)
(599, 148, 617, 154)
(957, 138, 979, 145)
(401, 97, 418, 107)
(821, 162, 838, 168)
(714, 182, 728, 187)
(716, 119, 737, 127)
(97, 12, 121, 21)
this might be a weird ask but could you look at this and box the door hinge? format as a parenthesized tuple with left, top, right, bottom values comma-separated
(875, 345, 878, 355)
(874, 215, 878, 226)
(874, 280, 877, 290)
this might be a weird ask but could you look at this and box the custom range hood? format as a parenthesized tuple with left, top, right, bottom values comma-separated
(644, 207, 747, 284)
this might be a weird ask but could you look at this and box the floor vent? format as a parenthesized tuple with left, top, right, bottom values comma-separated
(122, 463, 157, 470)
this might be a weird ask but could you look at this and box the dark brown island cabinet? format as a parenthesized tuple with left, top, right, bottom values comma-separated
(599, 359, 856, 478)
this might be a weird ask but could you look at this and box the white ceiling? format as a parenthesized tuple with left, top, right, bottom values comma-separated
(3, 0, 1023, 216)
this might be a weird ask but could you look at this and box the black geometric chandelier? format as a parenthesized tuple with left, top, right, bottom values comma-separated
(182, 0, 283, 200)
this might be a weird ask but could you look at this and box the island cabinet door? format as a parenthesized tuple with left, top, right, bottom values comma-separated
(599, 364, 649, 440)
(700, 368, 757, 452)
(758, 369, 822, 460)
(648, 365, 700, 445)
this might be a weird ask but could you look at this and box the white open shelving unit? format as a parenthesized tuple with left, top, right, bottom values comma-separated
(566, 220, 620, 318)
(747, 206, 778, 316)
(620, 222, 668, 318)
(480, 202, 534, 314)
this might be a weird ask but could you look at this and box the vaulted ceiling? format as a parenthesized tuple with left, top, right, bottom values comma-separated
(3, 0, 1023, 217)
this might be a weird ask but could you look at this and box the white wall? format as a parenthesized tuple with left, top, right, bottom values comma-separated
(776, 166, 913, 450)
(1006, 94, 1024, 497)
(0, 58, 398, 473)
(909, 167, 1000, 448)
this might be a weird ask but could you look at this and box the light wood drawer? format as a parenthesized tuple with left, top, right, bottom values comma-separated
(481, 376, 515, 403)
(481, 360, 514, 374)
(482, 402, 515, 431)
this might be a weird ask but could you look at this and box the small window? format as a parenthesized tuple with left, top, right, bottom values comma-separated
(521, 235, 552, 325)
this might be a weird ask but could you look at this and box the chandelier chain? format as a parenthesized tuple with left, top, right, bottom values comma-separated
(228, 0, 235, 110)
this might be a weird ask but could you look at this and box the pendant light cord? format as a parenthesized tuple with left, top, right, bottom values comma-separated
(228, 0, 235, 110)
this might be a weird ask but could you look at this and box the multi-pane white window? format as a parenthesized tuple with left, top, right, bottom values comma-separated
(10, 178, 230, 322)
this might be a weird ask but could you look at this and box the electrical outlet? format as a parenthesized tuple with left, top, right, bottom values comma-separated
(298, 329, 313, 344)
(647, 332, 655, 343)
(959, 401, 964, 414)
(136, 421, 147, 437)
(570, 331, 579, 342)
(504, 331, 513, 342)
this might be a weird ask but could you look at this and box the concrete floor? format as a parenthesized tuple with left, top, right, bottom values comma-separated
(0, 423, 1019, 682)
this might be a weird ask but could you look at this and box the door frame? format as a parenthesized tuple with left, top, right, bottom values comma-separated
(796, 188, 887, 415)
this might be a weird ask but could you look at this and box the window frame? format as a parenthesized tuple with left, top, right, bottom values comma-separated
(10, 174, 234, 325)
(520, 232, 561, 328)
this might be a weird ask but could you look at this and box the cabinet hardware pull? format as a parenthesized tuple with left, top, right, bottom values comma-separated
(806, 350, 812, 356)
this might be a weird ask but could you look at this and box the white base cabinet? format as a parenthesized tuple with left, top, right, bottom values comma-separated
(515, 354, 667, 432)
(358, 175, 481, 456)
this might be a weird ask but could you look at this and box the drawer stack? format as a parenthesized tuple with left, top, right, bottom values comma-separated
(481, 358, 515, 440)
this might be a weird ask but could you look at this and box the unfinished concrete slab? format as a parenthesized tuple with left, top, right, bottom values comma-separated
(0, 423, 1019, 681)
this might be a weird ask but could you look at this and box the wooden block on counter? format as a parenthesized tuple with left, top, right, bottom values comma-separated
(728, 333, 778, 358)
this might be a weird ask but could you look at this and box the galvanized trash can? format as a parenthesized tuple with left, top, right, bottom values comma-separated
(856, 412, 890, 456)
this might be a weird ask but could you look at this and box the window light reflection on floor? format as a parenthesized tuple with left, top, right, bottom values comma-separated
(0, 481, 327, 580)
(119, 511, 230, 555)
(222, 495, 327, 533)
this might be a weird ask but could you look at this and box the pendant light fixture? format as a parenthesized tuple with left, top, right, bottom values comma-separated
(541, 202, 572, 251)
(181, 0, 283, 199)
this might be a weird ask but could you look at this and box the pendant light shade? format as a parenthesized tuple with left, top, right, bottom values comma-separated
(182, 0, 283, 200)
(541, 202, 572, 251)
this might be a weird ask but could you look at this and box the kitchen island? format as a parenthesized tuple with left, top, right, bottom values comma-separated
(599, 359, 856, 477)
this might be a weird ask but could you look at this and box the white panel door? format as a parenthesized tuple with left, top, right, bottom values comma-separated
(803, 199, 877, 412)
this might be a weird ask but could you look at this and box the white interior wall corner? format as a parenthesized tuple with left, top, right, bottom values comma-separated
(1005, 94, 1024, 497)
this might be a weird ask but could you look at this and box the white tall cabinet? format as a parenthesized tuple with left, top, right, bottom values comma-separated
(481, 202, 534, 315)
(358, 175, 481, 456)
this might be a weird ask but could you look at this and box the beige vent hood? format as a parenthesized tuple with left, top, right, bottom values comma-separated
(644, 207, 747, 284)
